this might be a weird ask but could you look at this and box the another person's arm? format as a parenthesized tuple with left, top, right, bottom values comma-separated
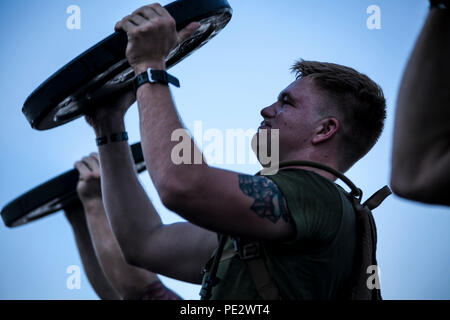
(74, 153, 181, 300)
(391, 3, 450, 205)
(64, 201, 120, 300)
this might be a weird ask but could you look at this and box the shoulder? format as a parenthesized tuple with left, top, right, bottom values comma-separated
(265, 169, 346, 244)
(265, 168, 341, 202)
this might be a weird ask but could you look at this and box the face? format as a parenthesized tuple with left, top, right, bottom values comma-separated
(252, 77, 327, 162)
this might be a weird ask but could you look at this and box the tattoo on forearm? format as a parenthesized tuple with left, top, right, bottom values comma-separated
(238, 175, 290, 224)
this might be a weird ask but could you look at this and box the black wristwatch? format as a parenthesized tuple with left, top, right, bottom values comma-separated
(133, 69, 180, 93)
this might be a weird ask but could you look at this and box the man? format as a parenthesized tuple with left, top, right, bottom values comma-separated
(64, 152, 180, 300)
(85, 3, 386, 299)
(391, 0, 450, 206)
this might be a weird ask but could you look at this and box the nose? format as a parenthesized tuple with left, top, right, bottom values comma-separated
(260, 102, 277, 118)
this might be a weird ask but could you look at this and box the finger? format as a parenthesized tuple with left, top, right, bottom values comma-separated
(89, 154, 101, 173)
(128, 13, 148, 26)
(115, 15, 132, 31)
(83, 155, 99, 171)
(148, 3, 167, 17)
(115, 19, 123, 32)
(136, 6, 160, 20)
(117, 18, 138, 33)
(90, 152, 100, 164)
(177, 22, 201, 44)
(74, 161, 91, 179)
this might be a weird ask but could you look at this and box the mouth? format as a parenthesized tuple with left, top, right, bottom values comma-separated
(259, 120, 272, 129)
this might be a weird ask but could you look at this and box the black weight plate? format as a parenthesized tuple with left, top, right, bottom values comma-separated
(22, 0, 232, 130)
(1, 143, 146, 228)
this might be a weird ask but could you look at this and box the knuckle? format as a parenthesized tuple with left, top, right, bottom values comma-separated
(152, 17, 163, 25)
(167, 17, 176, 27)
(140, 23, 153, 32)
(129, 27, 141, 37)
(131, 28, 142, 37)
(132, 7, 143, 15)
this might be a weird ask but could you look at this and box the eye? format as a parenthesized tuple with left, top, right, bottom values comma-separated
(282, 99, 291, 106)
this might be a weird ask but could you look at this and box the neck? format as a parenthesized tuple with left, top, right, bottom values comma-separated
(277, 150, 341, 181)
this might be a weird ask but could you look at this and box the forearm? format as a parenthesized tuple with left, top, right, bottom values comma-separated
(392, 8, 450, 203)
(136, 81, 206, 204)
(82, 198, 160, 299)
(64, 201, 120, 300)
(93, 117, 164, 262)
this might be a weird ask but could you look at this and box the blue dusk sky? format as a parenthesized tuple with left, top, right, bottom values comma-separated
(0, 0, 448, 299)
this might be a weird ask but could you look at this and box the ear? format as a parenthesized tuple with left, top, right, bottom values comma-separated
(312, 118, 339, 145)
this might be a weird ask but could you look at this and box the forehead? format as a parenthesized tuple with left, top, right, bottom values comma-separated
(279, 77, 323, 107)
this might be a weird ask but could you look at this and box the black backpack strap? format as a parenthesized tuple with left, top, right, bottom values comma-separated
(363, 185, 392, 210)
(246, 257, 280, 300)
(199, 234, 228, 300)
(347, 196, 380, 300)
(221, 241, 281, 300)
(234, 241, 280, 300)
(262, 160, 363, 200)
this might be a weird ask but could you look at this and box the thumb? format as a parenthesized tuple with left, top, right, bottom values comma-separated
(177, 22, 201, 44)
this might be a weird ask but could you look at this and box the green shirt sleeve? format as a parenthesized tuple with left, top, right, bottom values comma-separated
(266, 169, 343, 245)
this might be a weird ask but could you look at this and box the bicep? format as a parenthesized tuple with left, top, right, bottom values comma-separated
(391, 146, 450, 206)
(170, 167, 295, 242)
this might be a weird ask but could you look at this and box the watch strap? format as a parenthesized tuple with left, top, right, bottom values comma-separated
(96, 132, 129, 146)
(134, 69, 180, 93)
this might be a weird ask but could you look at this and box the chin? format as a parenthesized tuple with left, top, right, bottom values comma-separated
(251, 131, 273, 164)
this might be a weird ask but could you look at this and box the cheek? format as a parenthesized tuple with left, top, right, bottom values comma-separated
(274, 110, 292, 128)
(277, 115, 312, 145)
(276, 112, 299, 132)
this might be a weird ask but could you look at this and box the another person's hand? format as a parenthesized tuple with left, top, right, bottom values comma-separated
(115, 3, 200, 74)
(74, 153, 102, 205)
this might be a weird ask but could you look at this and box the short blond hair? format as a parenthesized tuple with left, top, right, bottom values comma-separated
(291, 60, 386, 169)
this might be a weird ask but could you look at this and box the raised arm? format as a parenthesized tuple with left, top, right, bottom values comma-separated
(115, 4, 295, 241)
(85, 87, 217, 285)
(64, 200, 120, 300)
(74, 153, 181, 299)
(391, 3, 450, 206)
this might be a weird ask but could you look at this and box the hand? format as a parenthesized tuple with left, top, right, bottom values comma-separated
(85, 89, 135, 129)
(115, 3, 200, 73)
(74, 153, 103, 205)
